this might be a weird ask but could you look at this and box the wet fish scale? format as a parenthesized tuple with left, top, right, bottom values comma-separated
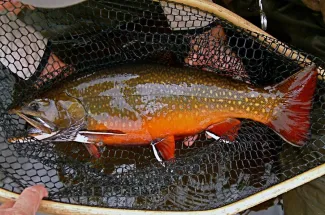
(41, 64, 279, 140)
(14, 64, 317, 159)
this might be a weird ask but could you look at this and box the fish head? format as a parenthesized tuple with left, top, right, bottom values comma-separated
(9, 93, 86, 136)
(10, 98, 59, 134)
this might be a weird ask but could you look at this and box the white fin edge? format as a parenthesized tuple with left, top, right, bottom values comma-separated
(151, 141, 165, 167)
(74, 133, 92, 143)
(79, 131, 126, 136)
(205, 131, 231, 144)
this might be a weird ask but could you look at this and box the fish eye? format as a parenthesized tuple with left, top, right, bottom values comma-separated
(29, 102, 40, 111)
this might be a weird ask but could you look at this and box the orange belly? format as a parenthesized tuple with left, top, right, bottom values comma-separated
(86, 109, 235, 145)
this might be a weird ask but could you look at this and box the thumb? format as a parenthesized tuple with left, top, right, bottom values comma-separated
(12, 185, 48, 215)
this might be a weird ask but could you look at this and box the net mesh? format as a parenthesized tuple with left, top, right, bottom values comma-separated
(0, 0, 324, 211)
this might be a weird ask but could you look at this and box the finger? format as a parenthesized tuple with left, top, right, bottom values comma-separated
(0, 200, 15, 209)
(26, 4, 35, 10)
(40, 53, 66, 77)
(211, 25, 226, 41)
(205, 132, 212, 139)
(187, 140, 194, 146)
(193, 44, 199, 51)
(321, 1, 325, 23)
(12, 185, 48, 215)
(183, 140, 190, 147)
(183, 135, 198, 147)
(0, 1, 23, 14)
(0, 2, 13, 12)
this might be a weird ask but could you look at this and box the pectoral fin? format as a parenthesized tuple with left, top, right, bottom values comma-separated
(79, 130, 125, 135)
(75, 130, 126, 143)
(74, 131, 125, 159)
(83, 143, 101, 159)
(155, 136, 175, 161)
(206, 118, 241, 141)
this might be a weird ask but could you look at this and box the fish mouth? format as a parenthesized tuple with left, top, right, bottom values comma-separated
(9, 109, 57, 135)
(8, 109, 59, 143)
(8, 109, 80, 144)
(8, 128, 60, 143)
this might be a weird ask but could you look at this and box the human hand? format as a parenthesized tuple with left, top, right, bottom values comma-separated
(35, 53, 71, 87)
(0, 0, 34, 15)
(321, 0, 325, 24)
(183, 134, 199, 147)
(185, 25, 249, 82)
(300, 0, 325, 24)
(0, 185, 48, 215)
(182, 25, 248, 147)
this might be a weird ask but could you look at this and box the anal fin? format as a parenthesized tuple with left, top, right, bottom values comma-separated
(155, 136, 175, 161)
(207, 118, 241, 141)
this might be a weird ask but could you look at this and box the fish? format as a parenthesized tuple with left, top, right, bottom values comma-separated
(8, 63, 318, 160)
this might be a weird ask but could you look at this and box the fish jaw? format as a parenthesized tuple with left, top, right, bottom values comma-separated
(8, 131, 60, 143)
(12, 110, 53, 134)
(27, 128, 60, 140)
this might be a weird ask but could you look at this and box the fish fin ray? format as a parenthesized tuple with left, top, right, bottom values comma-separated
(79, 130, 125, 135)
(267, 64, 317, 146)
(205, 131, 220, 141)
(207, 118, 241, 141)
(73, 133, 92, 143)
(155, 136, 175, 161)
(83, 143, 101, 158)
(76, 131, 124, 144)
(73, 134, 101, 158)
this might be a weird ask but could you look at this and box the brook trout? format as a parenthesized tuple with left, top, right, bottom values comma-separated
(10, 64, 317, 160)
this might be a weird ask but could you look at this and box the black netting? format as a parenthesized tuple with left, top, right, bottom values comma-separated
(0, 0, 324, 211)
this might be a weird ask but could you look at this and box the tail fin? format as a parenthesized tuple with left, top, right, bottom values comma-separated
(267, 65, 318, 146)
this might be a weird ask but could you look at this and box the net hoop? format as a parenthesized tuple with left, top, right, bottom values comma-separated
(0, 0, 324, 214)
(0, 162, 324, 215)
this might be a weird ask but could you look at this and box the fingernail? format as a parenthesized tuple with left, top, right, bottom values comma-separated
(42, 187, 49, 198)
(33, 185, 49, 197)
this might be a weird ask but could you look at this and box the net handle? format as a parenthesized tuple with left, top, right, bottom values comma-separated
(158, 0, 324, 79)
